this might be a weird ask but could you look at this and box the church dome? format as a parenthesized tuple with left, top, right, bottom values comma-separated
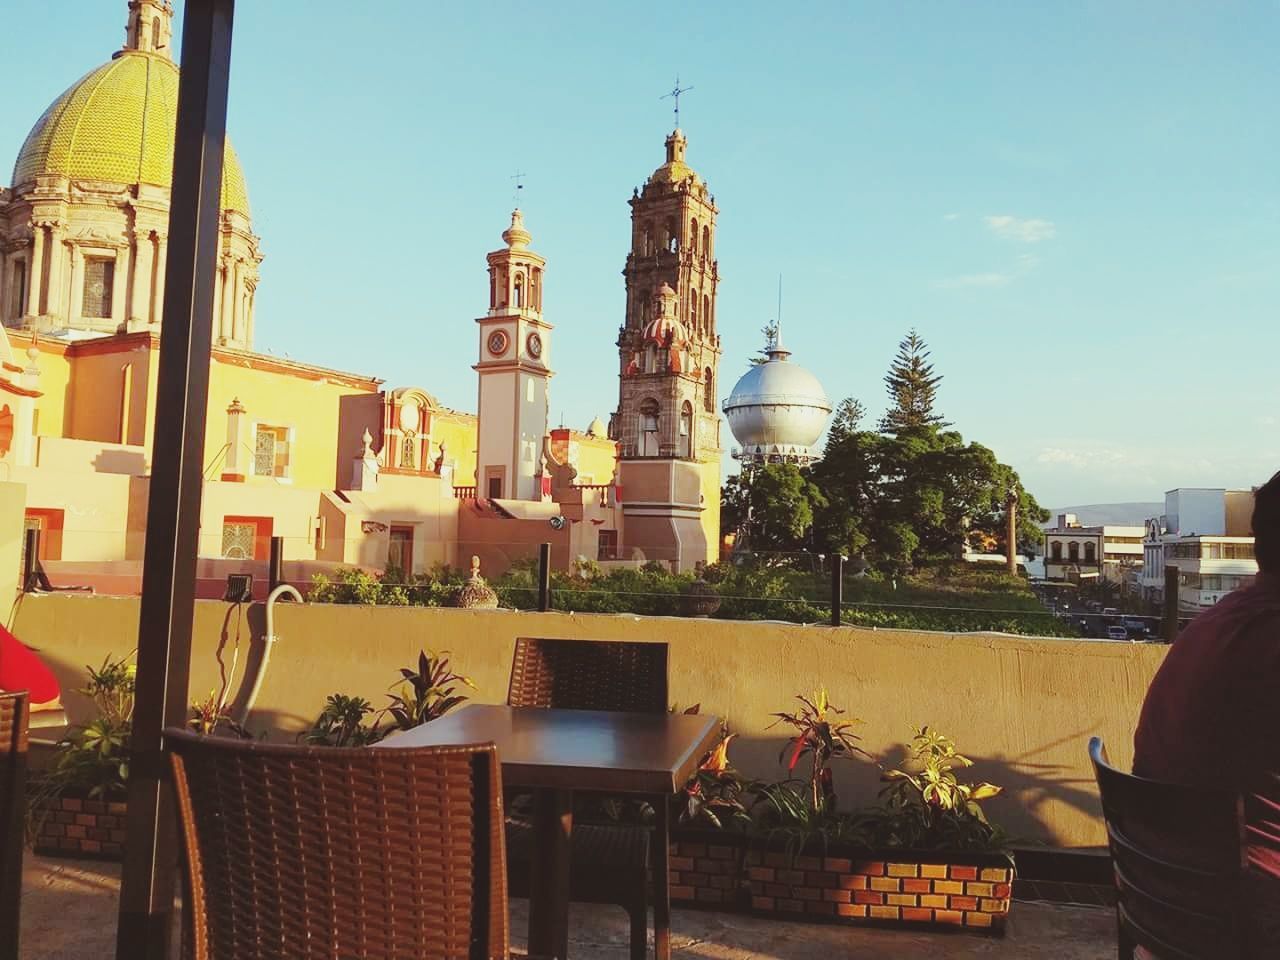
(11, 51, 250, 215)
(586, 415, 608, 438)
(722, 335, 832, 464)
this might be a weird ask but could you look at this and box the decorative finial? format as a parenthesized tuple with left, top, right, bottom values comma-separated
(503, 209, 532, 250)
(455, 555, 499, 609)
(360, 427, 373, 458)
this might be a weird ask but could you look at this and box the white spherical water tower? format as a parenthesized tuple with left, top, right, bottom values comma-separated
(722, 328, 833, 465)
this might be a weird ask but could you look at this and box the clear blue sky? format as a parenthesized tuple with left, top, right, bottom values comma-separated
(4, 1, 1277, 506)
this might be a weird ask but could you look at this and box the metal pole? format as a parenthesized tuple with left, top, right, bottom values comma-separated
(1162, 564, 1180, 643)
(268, 535, 284, 592)
(830, 554, 845, 627)
(117, 3, 235, 957)
(21, 528, 38, 593)
(538, 542, 552, 612)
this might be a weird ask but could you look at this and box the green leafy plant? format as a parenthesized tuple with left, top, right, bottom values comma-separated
(769, 687, 868, 814)
(679, 733, 751, 830)
(302, 694, 384, 747)
(868, 727, 1005, 850)
(188, 691, 254, 740)
(383, 650, 475, 732)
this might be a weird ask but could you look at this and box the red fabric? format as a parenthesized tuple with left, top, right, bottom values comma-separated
(0, 623, 61, 704)
(1135, 574, 1280, 880)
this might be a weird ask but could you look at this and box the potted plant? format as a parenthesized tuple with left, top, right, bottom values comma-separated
(28, 654, 135, 860)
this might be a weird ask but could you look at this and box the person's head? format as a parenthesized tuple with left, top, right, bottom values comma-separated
(1253, 471, 1280, 573)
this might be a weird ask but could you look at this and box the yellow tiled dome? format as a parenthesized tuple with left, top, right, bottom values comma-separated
(11, 51, 250, 215)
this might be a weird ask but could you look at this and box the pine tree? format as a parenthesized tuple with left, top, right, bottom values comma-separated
(879, 330, 948, 433)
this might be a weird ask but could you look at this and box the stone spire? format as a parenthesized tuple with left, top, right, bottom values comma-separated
(125, 0, 175, 59)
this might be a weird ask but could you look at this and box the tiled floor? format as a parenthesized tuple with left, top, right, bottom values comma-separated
(19, 854, 1117, 959)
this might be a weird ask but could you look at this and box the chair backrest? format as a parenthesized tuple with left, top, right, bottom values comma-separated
(1089, 736, 1248, 959)
(0, 691, 30, 960)
(166, 729, 508, 960)
(507, 637, 669, 714)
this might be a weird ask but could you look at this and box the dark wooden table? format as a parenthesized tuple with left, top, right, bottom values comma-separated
(378, 704, 721, 960)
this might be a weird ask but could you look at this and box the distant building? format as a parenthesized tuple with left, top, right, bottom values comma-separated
(1042, 514, 1144, 586)
(1141, 488, 1257, 612)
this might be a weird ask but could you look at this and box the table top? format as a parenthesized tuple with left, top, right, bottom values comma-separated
(376, 704, 721, 795)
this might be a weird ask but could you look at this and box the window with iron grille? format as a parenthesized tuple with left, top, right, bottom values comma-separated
(221, 521, 258, 559)
(83, 258, 115, 319)
(253, 424, 291, 478)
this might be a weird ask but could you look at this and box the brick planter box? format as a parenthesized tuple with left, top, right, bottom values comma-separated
(32, 793, 128, 861)
(669, 829, 1015, 934)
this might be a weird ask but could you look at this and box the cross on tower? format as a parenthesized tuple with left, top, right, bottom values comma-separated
(661, 76, 693, 128)
(510, 170, 526, 205)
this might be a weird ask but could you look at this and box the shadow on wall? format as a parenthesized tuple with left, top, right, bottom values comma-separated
(92, 448, 148, 476)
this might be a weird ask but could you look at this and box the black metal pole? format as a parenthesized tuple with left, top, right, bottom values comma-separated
(268, 535, 284, 592)
(21, 528, 38, 593)
(1162, 564, 1180, 643)
(538, 542, 552, 612)
(117, 3, 235, 957)
(830, 554, 845, 627)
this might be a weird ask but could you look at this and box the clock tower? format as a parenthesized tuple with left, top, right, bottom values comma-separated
(474, 210, 552, 500)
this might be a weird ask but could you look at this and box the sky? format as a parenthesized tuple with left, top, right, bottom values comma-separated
(3, 1, 1277, 507)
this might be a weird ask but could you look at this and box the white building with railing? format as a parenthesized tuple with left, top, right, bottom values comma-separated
(1141, 488, 1257, 611)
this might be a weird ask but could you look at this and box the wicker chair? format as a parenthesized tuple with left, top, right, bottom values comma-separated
(1089, 737, 1249, 959)
(506, 637, 669, 960)
(1, 692, 30, 960)
(166, 728, 514, 960)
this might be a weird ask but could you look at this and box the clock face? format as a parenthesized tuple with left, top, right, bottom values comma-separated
(526, 331, 543, 359)
(487, 330, 509, 356)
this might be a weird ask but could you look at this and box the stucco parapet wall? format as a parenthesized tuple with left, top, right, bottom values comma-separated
(13, 595, 1168, 849)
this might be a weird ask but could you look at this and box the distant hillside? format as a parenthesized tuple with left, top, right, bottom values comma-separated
(1044, 502, 1163, 528)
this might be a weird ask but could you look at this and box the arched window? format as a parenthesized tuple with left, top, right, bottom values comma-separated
(644, 344, 657, 374)
(639, 398, 660, 456)
(513, 274, 524, 309)
(703, 294, 711, 329)
(666, 218, 678, 253)
(401, 434, 416, 470)
(704, 368, 715, 412)
(702, 225, 710, 257)
(1084, 542, 1096, 563)
(690, 290, 698, 328)
(679, 401, 693, 458)
(1051, 542, 1062, 561)
(489, 274, 497, 309)
(690, 218, 698, 254)
(151, 17, 162, 49)
(530, 268, 542, 311)
(1068, 542, 1079, 562)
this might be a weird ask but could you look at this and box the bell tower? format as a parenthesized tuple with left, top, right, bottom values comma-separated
(610, 129, 722, 569)
(474, 210, 552, 500)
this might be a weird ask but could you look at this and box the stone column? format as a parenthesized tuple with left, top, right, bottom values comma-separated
(68, 245, 84, 321)
(230, 257, 245, 345)
(130, 229, 154, 327)
(244, 285, 255, 347)
(222, 398, 247, 481)
(218, 255, 234, 343)
(23, 224, 45, 319)
(111, 246, 128, 329)
(43, 222, 66, 321)
(152, 233, 167, 326)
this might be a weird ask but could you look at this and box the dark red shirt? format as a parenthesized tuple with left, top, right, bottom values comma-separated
(1135, 573, 1280, 879)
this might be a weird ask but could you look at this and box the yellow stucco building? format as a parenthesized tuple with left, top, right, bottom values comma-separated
(0, 1, 719, 595)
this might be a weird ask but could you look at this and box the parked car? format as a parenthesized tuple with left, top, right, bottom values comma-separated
(1106, 625, 1130, 641)
(1121, 618, 1149, 638)
(1101, 607, 1119, 617)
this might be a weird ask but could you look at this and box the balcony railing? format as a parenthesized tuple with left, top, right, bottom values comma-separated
(453, 485, 477, 500)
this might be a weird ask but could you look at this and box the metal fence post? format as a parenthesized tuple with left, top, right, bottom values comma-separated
(117, 2, 236, 957)
(268, 535, 284, 592)
(830, 554, 845, 627)
(21, 528, 39, 593)
(1162, 564, 1180, 642)
(538, 542, 552, 612)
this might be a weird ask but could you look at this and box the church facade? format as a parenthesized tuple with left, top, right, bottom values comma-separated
(0, 0, 721, 596)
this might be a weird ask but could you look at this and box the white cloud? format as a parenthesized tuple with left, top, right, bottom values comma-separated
(936, 272, 1011, 289)
(1036, 447, 1126, 468)
(986, 214, 1056, 243)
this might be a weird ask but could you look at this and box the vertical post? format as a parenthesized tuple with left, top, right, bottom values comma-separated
(830, 553, 845, 627)
(117, 3, 235, 958)
(1006, 489, 1019, 576)
(1162, 564, 1180, 642)
(268, 535, 283, 592)
(21, 528, 38, 593)
(537, 541, 552, 612)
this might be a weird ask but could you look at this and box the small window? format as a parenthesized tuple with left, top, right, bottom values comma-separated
(598, 529, 619, 561)
(1068, 542, 1080, 562)
(401, 434, 416, 470)
(1084, 542, 1097, 562)
(513, 275, 524, 309)
(82, 257, 115, 319)
(702, 225, 710, 257)
(151, 16, 162, 48)
(487, 475, 503, 498)
(253, 424, 291, 478)
(1051, 542, 1062, 561)
(221, 515, 272, 560)
(12, 260, 25, 319)
(690, 218, 698, 253)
